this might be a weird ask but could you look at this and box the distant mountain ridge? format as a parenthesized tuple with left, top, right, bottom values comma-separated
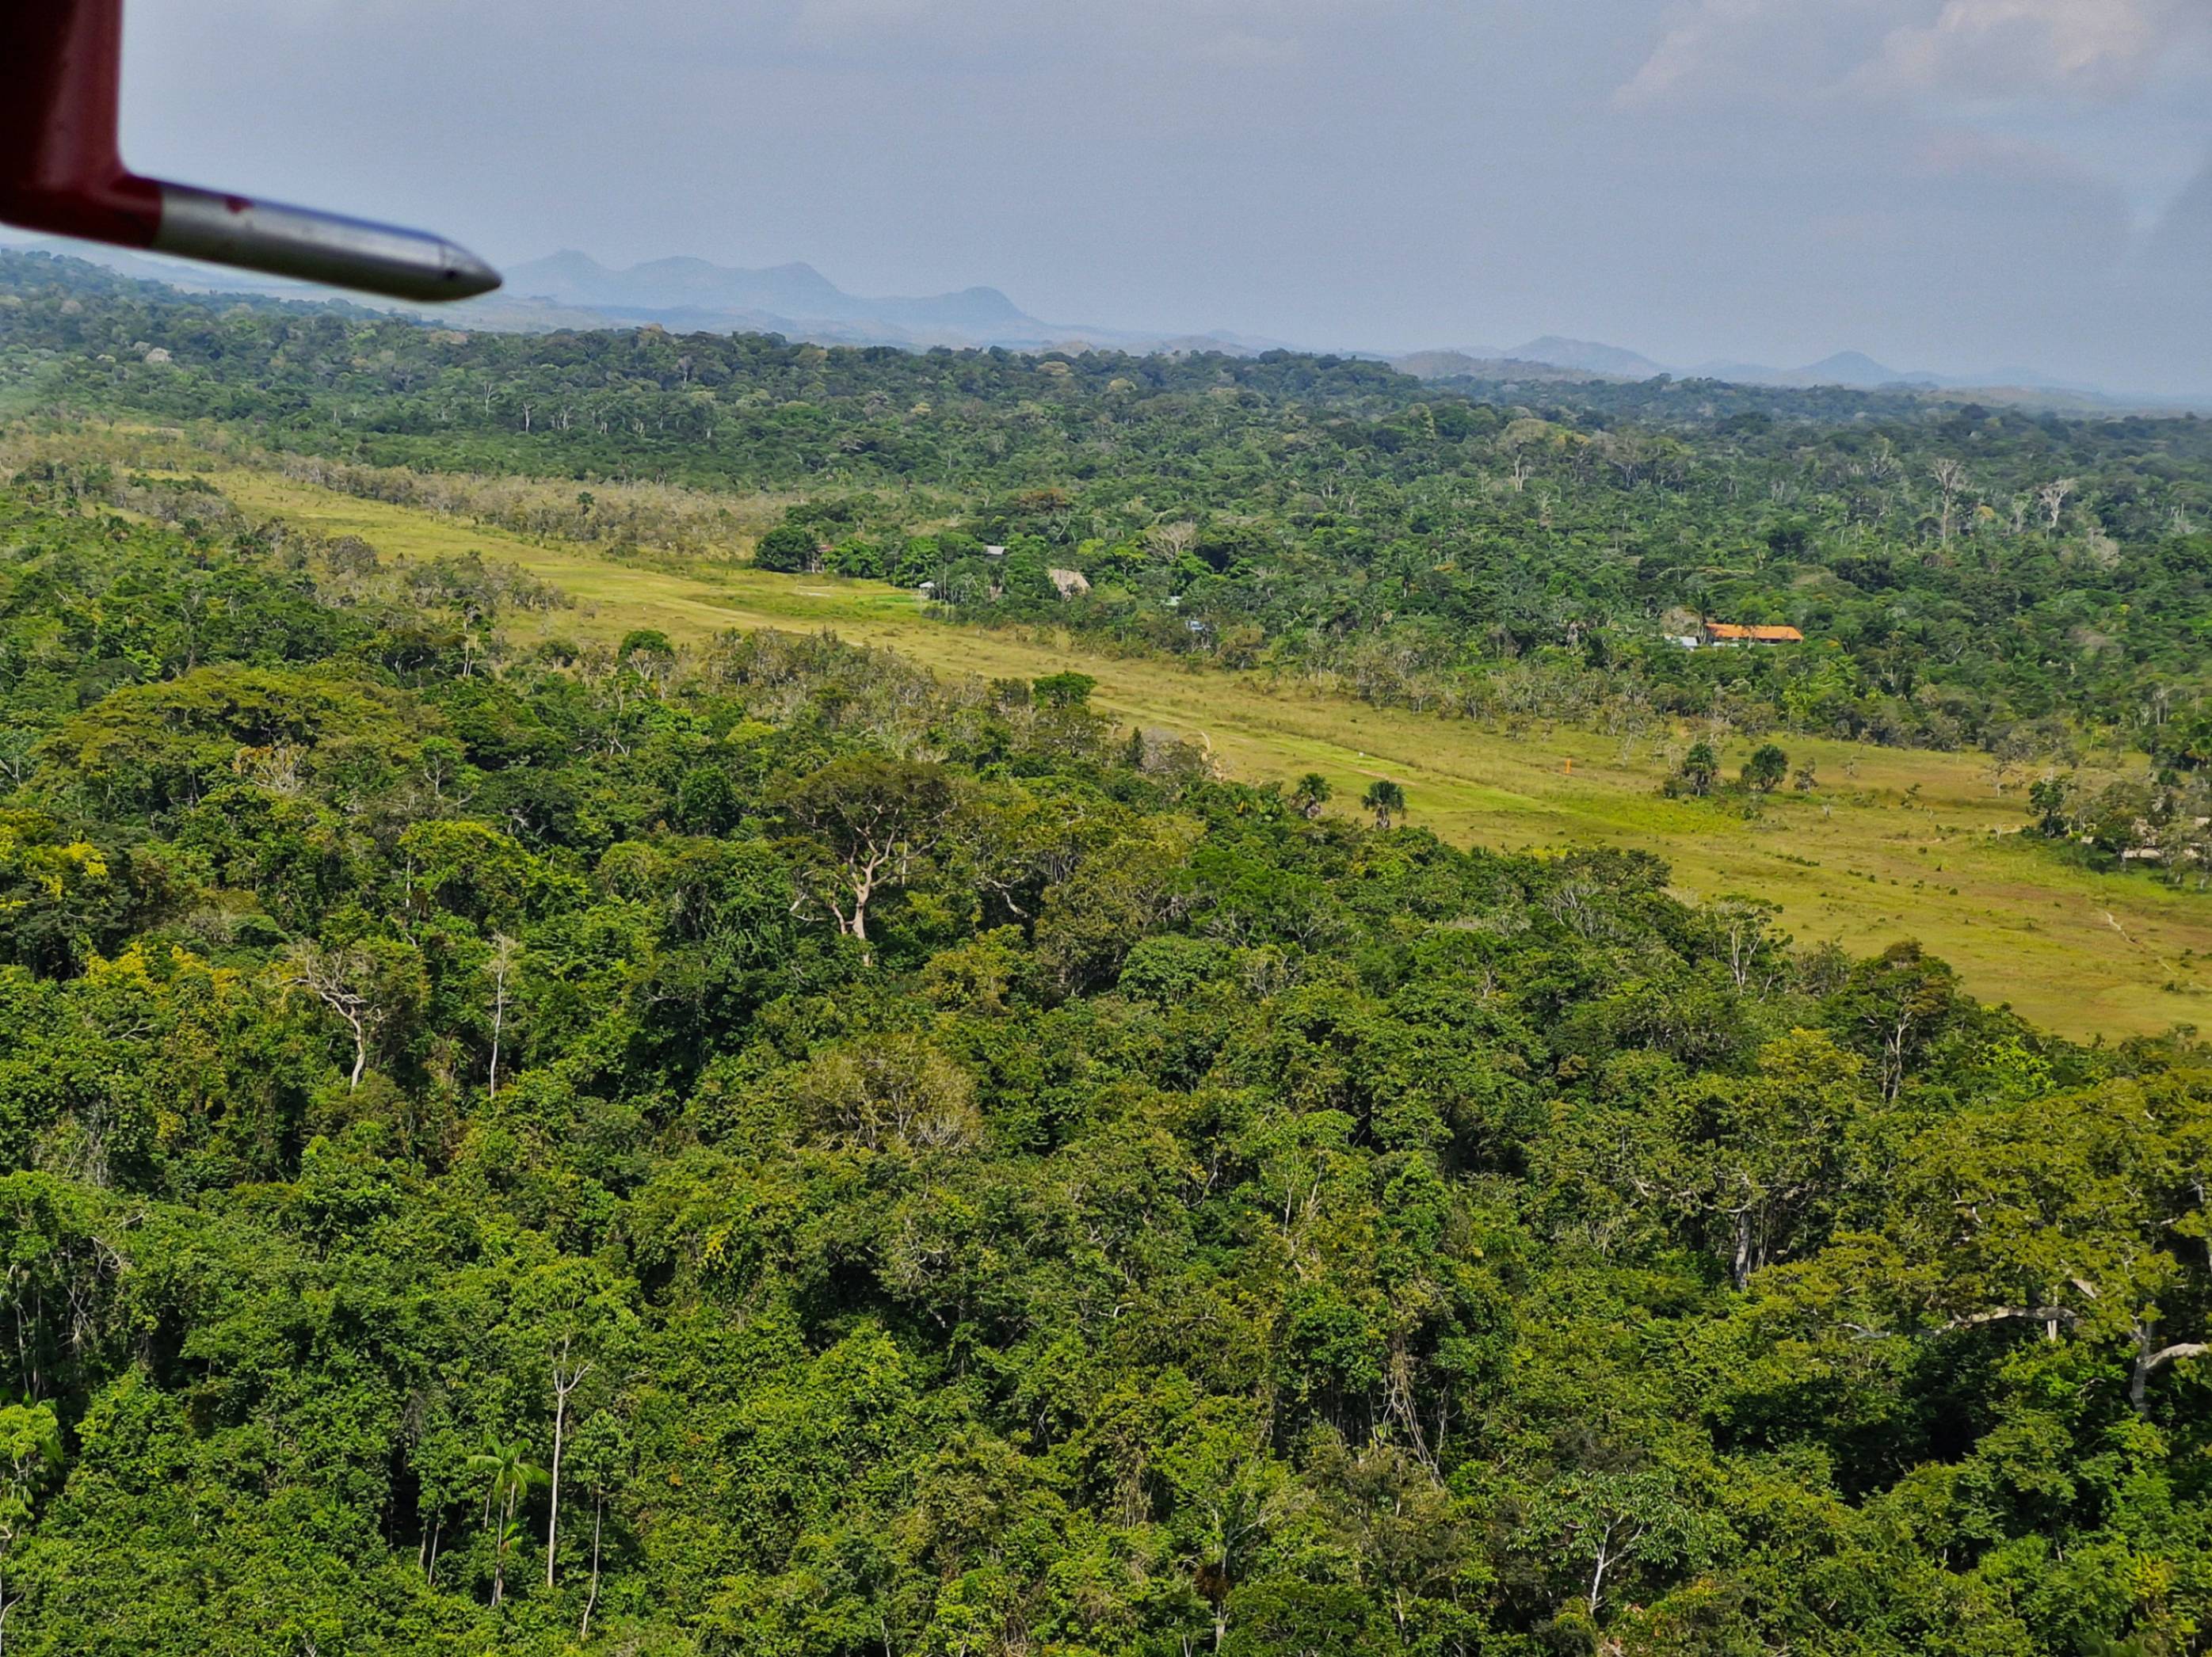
(496, 250, 1292, 356)
(1402, 338, 1671, 382)
(1397, 337, 2111, 399)
(1388, 349, 1611, 385)
(503, 250, 1034, 334)
(0, 233, 1278, 356)
(1505, 336, 1672, 379)
(6, 230, 2205, 409)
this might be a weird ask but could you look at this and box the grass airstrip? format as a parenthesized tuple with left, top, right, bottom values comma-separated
(192, 465, 2212, 1039)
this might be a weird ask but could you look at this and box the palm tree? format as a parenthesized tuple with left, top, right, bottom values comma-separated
(1291, 772, 1333, 821)
(468, 1434, 547, 1607)
(1678, 741, 1719, 798)
(1361, 779, 1407, 830)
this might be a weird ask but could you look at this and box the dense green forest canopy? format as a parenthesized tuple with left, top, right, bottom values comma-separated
(8, 251, 2212, 764)
(0, 435, 2209, 1654)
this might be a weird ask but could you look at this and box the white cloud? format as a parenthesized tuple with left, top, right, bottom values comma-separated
(1616, 0, 2210, 109)
(1615, 0, 1906, 109)
(1855, 0, 2201, 101)
(1615, 0, 1802, 107)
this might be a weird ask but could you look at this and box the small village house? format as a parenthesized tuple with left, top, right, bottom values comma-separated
(1672, 622, 1806, 649)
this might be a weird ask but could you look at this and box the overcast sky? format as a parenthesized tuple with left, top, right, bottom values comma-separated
(120, 0, 2212, 393)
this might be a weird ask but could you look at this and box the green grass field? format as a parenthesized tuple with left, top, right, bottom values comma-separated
(204, 467, 2212, 1039)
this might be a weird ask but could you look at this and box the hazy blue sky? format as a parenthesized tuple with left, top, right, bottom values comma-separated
(123, 1, 2212, 391)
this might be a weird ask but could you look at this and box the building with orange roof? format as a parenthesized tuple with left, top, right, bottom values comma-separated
(1699, 622, 1805, 646)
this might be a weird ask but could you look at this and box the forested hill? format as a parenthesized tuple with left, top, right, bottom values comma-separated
(0, 433, 2210, 1652)
(7, 250, 2212, 765)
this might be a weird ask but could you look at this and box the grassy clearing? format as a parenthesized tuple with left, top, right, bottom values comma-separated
(204, 467, 2212, 1038)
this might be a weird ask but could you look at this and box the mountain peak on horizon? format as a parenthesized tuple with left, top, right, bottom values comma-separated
(1805, 349, 1891, 371)
(1794, 349, 1928, 387)
(516, 247, 609, 278)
